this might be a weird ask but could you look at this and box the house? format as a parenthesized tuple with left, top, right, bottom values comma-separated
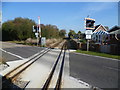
(104, 26, 120, 55)
(91, 24, 109, 45)
(106, 26, 120, 44)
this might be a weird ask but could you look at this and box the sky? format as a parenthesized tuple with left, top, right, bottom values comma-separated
(2, 2, 118, 33)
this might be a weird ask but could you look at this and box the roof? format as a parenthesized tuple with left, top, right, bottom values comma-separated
(107, 26, 120, 32)
(109, 29, 120, 34)
(93, 25, 100, 32)
(93, 24, 107, 32)
(93, 30, 108, 35)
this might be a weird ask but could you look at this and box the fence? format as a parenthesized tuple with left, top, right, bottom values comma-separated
(78, 43, 120, 55)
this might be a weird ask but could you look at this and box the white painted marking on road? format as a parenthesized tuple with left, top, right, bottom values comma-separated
(27, 48, 48, 59)
(70, 76, 91, 87)
(103, 66, 120, 71)
(0, 48, 25, 60)
(72, 51, 119, 61)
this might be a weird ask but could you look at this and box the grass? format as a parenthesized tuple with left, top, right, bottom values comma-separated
(8, 40, 24, 43)
(0, 57, 9, 67)
(76, 50, 120, 60)
(0, 57, 6, 64)
(7, 41, 37, 46)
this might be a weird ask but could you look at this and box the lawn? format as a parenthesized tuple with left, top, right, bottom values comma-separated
(76, 50, 120, 60)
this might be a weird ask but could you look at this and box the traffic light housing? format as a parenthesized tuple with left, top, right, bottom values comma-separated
(33, 25, 39, 32)
(85, 18, 95, 30)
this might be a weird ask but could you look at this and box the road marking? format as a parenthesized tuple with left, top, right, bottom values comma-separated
(71, 51, 119, 61)
(0, 48, 25, 60)
(103, 66, 120, 71)
(27, 48, 48, 59)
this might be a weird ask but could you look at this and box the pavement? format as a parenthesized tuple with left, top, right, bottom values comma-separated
(69, 50, 120, 89)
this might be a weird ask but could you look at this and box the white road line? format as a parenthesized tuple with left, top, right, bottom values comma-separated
(103, 66, 120, 71)
(27, 48, 48, 59)
(0, 48, 25, 60)
(71, 51, 119, 61)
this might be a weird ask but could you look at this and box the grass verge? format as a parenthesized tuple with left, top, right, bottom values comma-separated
(76, 50, 120, 60)
(7, 41, 37, 46)
(0, 57, 6, 64)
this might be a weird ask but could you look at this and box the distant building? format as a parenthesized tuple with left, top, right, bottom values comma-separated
(91, 24, 109, 45)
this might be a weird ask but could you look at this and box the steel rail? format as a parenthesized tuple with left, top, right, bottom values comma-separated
(55, 47, 66, 90)
(2, 48, 51, 88)
(42, 42, 66, 90)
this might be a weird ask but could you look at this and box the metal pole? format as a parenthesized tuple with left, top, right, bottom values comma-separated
(37, 26, 39, 46)
(87, 40, 89, 51)
(38, 16, 41, 46)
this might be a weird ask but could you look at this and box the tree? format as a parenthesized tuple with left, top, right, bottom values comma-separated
(41, 24, 66, 39)
(77, 31, 82, 39)
(2, 17, 36, 41)
(77, 31, 81, 34)
(59, 29, 66, 38)
(2, 17, 66, 41)
(68, 30, 76, 38)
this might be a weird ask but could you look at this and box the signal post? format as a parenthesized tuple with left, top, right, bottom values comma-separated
(84, 17, 95, 51)
(33, 16, 41, 46)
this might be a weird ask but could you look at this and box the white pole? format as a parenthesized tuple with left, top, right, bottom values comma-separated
(38, 16, 41, 46)
(87, 40, 89, 51)
(38, 16, 41, 38)
(37, 26, 39, 46)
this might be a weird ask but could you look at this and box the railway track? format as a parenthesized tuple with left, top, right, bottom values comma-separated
(2, 41, 67, 89)
(42, 42, 67, 89)
(2, 48, 51, 88)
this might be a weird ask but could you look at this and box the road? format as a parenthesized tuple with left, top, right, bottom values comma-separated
(69, 52, 120, 89)
(0, 42, 44, 61)
(1, 41, 120, 89)
(1, 42, 89, 88)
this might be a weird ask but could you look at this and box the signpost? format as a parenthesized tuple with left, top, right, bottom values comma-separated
(85, 30, 93, 51)
(33, 16, 41, 46)
(84, 17, 95, 51)
(33, 16, 46, 46)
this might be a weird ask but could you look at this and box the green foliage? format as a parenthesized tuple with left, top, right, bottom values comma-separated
(2, 17, 36, 41)
(79, 39, 86, 43)
(41, 24, 63, 39)
(77, 31, 81, 34)
(59, 29, 66, 38)
(68, 30, 76, 38)
(76, 50, 120, 60)
(2, 17, 66, 41)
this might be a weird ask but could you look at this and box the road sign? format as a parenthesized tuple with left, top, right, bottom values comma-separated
(35, 33, 39, 38)
(85, 30, 93, 35)
(41, 37, 46, 46)
(86, 35, 91, 39)
(33, 25, 39, 32)
(35, 33, 38, 36)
